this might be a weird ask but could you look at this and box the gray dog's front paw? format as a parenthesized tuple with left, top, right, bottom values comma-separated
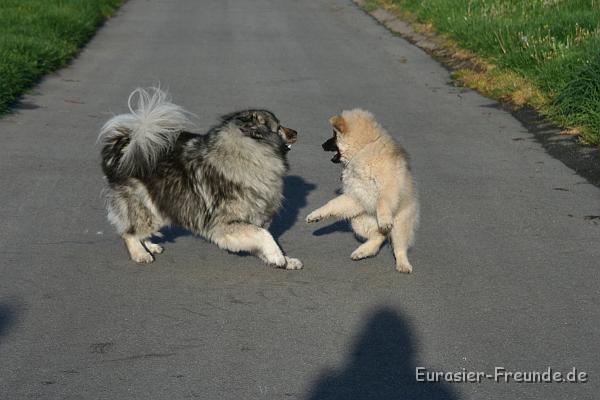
(131, 252, 154, 264)
(306, 211, 322, 224)
(144, 242, 164, 254)
(285, 257, 303, 270)
(266, 253, 287, 268)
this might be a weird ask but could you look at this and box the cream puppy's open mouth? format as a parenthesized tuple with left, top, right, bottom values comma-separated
(322, 136, 341, 163)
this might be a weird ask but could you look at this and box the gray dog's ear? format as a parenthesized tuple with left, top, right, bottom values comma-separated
(329, 115, 347, 134)
(220, 110, 250, 123)
(252, 112, 266, 125)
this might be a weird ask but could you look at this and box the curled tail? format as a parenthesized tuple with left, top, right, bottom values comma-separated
(99, 87, 192, 179)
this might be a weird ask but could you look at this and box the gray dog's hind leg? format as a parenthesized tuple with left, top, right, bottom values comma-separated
(211, 223, 303, 270)
(123, 234, 154, 263)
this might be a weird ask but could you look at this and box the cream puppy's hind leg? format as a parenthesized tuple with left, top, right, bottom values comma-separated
(390, 205, 418, 273)
(350, 215, 386, 260)
(306, 194, 364, 223)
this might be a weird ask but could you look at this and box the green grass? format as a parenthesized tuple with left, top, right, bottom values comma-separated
(0, 0, 123, 114)
(384, 0, 600, 145)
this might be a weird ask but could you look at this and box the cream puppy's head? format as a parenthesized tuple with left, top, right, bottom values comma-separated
(322, 108, 383, 164)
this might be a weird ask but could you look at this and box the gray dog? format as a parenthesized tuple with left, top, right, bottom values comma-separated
(99, 88, 302, 269)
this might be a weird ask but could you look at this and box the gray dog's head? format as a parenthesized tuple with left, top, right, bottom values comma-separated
(221, 110, 298, 152)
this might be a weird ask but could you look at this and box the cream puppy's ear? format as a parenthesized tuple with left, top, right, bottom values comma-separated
(329, 115, 348, 134)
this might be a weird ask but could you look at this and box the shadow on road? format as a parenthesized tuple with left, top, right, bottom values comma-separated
(0, 302, 19, 346)
(312, 220, 353, 236)
(307, 307, 459, 400)
(153, 175, 315, 243)
(271, 175, 316, 239)
(154, 225, 193, 244)
(479, 102, 600, 188)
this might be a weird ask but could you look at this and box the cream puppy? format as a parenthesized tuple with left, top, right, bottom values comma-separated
(306, 109, 418, 272)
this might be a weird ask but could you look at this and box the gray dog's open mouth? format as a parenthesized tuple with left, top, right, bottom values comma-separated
(280, 126, 297, 151)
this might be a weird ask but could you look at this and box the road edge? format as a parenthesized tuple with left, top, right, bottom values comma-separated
(352, 0, 600, 188)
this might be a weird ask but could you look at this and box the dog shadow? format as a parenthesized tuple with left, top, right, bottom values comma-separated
(312, 220, 353, 236)
(153, 225, 193, 244)
(152, 175, 315, 243)
(306, 307, 459, 400)
(270, 175, 316, 239)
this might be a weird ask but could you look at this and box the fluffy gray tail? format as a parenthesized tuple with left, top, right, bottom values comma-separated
(99, 88, 192, 177)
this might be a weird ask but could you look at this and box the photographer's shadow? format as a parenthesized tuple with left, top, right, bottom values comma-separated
(307, 307, 459, 400)
(270, 175, 316, 239)
(0, 302, 19, 348)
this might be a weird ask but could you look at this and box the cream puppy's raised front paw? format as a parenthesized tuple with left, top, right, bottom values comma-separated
(377, 218, 393, 235)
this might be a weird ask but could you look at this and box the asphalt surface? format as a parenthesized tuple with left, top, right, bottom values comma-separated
(0, 0, 598, 399)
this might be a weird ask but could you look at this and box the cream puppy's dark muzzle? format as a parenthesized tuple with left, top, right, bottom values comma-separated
(322, 137, 341, 163)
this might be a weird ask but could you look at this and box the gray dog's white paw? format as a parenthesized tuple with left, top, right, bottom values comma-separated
(144, 242, 164, 254)
(306, 211, 322, 224)
(266, 253, 287, 268)
(132, 252, 154, 264)
(284, 257, 304, 270)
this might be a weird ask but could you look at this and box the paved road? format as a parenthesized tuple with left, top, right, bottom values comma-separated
(1, 0, 598, 399)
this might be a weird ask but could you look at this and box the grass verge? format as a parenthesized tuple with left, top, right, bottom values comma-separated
(363, 0, 600, 146)
(0, 0, 123, 114)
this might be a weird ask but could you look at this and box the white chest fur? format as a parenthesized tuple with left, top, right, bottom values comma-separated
(342, 162, 378, 213)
